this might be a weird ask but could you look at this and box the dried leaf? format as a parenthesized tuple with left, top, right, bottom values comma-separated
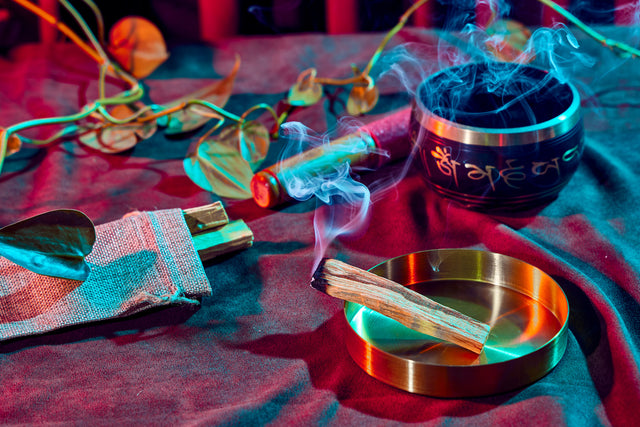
(288, 68, 323, 107)
(160, 55, 241, 135)
(347, 80, 379, 115)
(183, 140, 254, 199)
(0, 209, 96, 281)
(1, 127, 22, 157)
(79, 125, 137, 153)
(78, 103, 156, 153)
(239, 121, 270, 169)
(108, 16, 169, 78)
(203, 121, 269, 171)
(485, 19, 534, 63)
(162, 107, 223, 135)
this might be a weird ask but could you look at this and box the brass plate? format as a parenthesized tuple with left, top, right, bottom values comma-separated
(344, 249, 569, 397)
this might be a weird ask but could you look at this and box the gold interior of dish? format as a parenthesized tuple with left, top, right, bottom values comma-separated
(343, 249, 569, 397)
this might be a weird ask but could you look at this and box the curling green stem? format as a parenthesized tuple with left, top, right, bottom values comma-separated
(537, 0, 640, 58)
(240, 103, 281, 137)
(97, 83, 145, 106)
(187, 99, 242, 123)
(0, 103, 100, 174)
(186, 117, 226, 158)
(79, 0, 105, 44)
(197, 118, 226, 144)
(95, 94, 243, 129)
(0, 135, 9, 176)
(240, 103, 278, 123)
(315, 0, 430, 87)
(277, 110, 290, 127)
(11, 0, 103, 63)
(20, 125, 86, 146)
(6, 104, 100, 135)
(139, 103, 187, 122)
(59, 0, 108, 61)
(96, 103, 151, 124)
(59, 0, 144, 104)
(98, 64, 107, 99)
(363, 0, 430, 76)
(315, 75, 368, 86)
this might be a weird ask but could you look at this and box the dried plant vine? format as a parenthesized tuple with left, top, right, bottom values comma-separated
(537, 0, 640, 58)
(0, 0, 638, 199)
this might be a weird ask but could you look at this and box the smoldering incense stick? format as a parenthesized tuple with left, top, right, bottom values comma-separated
(311, 258, 490, 354)
(251, 107, 411, 208)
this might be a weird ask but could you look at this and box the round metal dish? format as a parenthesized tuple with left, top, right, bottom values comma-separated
(343, 249, 569, 397)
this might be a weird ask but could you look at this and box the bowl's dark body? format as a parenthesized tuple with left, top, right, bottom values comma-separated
(410, 62, 584, 210)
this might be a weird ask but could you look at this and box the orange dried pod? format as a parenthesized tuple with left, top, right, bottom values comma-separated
(347, 76, 379, 116)
(0, 127, 22, 157)
(288, 68, 323, 106)
(108, 16, 169, 78)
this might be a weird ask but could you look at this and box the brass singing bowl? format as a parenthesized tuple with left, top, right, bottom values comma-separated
(410, 62, 584, 210)
(343, 249, 569, 397)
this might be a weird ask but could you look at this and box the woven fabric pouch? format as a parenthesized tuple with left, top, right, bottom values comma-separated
(0, 209, 211, 341)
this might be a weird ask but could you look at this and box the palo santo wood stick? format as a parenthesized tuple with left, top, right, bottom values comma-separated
(191, 220, 253, 262)
(182, 203, 253, 262)
(183, 202, 229, 234)
(312, 259, 490, 354)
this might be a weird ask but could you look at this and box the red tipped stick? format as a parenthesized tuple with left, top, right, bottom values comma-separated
(251, 107, 411, 208)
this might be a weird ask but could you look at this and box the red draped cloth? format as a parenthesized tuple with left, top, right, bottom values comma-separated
(1, 26, 639, 425)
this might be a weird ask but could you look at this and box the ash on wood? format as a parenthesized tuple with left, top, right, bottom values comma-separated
(183, 203, 253, 262)
(312, 258, 490, 354)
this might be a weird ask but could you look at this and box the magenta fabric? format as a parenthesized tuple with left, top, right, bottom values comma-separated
(1, 27, 639, 425)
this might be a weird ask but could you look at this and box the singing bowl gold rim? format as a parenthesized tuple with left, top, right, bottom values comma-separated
(343, 249, 569, 397)
(412, 63, 582, 147)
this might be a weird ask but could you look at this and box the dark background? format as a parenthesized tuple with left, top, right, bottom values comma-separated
(0, 0, 619, 53)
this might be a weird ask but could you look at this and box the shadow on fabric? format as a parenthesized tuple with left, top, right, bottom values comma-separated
(0, 303, 200, 354)
(228, 312, 524, 423)
(554, 276, 614, 404)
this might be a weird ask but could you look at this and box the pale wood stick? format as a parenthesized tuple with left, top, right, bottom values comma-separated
(192, 220, 253, 262)
(312, 259, 490, 354)
(182, 203, 253, 262)
(183, 202, 229, 235)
